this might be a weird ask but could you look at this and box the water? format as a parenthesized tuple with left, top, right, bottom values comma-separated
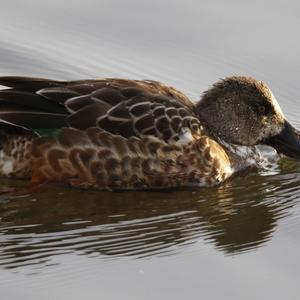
(0, 0, 300, 299)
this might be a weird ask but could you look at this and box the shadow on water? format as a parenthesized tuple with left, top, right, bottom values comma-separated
(0, 158, 299, 271)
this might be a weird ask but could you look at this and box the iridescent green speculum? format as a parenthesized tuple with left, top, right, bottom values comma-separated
(34, 128, 63, 137)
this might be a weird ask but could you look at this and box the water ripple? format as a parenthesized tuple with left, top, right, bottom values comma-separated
(0, 158, 299, 272)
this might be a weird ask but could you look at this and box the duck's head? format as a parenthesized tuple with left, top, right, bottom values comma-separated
(196, 76, 300, 159)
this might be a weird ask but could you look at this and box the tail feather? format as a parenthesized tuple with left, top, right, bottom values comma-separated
(0, 76, 64, 91)
(0, 77, 68, 130)
(0, 89, 65, 113)
(0, 111, 67, 130)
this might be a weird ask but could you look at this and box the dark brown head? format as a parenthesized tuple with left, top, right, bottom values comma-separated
(196, 76, 300, 159)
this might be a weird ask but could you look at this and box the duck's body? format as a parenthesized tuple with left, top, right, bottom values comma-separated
(0, 76, 298, 190)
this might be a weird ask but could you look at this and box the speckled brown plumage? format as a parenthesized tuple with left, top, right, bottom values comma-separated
(29, 127, 231, 190)
(0, 75, 298, 190)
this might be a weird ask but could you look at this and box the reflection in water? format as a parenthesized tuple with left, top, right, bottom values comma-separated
(0, 158, 299, 271)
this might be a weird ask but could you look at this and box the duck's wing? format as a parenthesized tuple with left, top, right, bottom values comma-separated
(0, 76, 200, 142)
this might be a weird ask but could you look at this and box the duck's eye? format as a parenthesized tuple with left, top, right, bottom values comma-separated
(258, 105, 266, 113)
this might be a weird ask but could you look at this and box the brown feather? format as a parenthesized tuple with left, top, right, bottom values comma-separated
(0, 76, 198, 142)
(0, 111, 66, 129)
(0, 76, 63, 91)
(67, 103, 111, 129)
(28, 127, 231, 190)
(0, 89, 65, 113)
(37, 87, 80, 103)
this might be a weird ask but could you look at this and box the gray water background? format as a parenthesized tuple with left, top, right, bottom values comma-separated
(0, 0, 300, 299)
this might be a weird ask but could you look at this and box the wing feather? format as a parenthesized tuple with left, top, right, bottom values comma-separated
(0, 76, 201, 142)
(37, 87, 80, 103)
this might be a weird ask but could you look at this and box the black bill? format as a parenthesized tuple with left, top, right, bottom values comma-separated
(266, 121, 300, 159)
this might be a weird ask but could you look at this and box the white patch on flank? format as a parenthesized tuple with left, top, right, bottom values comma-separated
(223, 164, 234, 177)
(0, 150, 14, 175)
(178, 128, 194, 144)
(2, 160, 13, 175)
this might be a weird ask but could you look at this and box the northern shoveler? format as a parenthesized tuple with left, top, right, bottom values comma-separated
(0, 75, 299, 190)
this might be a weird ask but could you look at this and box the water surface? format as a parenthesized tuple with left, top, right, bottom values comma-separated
(0, 0, 300, 299)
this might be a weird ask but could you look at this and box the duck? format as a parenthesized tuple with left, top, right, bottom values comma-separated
(0, 75, 299, 190)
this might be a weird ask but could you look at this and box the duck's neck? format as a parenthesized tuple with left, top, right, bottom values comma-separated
(198, 120, 263, 172)
(216, 137, 263, 172)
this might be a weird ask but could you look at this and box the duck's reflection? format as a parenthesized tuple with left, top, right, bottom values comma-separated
(0, 163, 299, 269)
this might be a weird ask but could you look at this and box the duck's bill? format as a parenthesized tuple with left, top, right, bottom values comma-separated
(266, 121, 300, 160)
